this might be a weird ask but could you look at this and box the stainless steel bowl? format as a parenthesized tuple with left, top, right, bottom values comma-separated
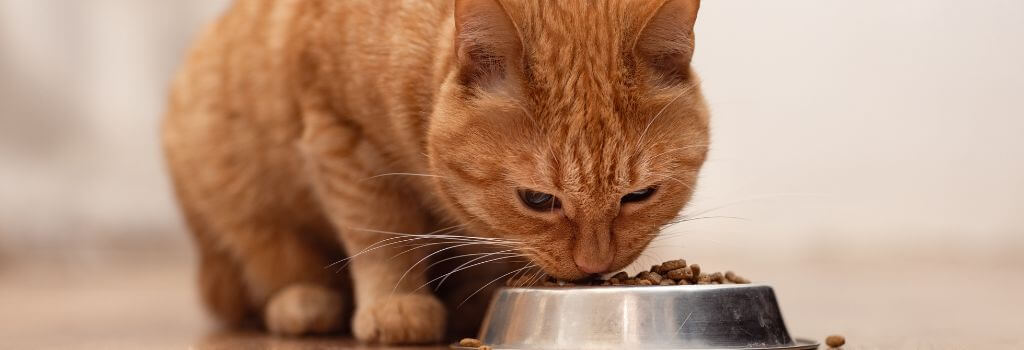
(455, 284, 817, 350)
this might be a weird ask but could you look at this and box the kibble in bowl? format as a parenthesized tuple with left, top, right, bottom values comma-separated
(506, 257, 752, 288)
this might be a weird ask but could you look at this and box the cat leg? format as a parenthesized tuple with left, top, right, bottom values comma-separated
(197, 244, 346, 336)
(314, 175, 445, 344)
(176, 200, 256, 327)
(174, 168, 350, 335)
(300, 111, 445, 344)
(196, 243, 253, 327)
(221, 225, 350, 336)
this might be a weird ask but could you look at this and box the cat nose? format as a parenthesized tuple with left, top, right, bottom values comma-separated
(574, 255, 613, 274)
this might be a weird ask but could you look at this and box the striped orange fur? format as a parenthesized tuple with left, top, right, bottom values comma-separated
(163, 0, 707, 344)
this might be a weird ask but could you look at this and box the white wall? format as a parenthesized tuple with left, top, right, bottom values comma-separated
(0, 0, 228, 247)
(668, 0, 1024, 261)
(1, 1, 1021, 257)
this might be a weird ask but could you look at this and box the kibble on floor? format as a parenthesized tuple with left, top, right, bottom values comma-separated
(458, 338, 482, 347)
(825, 334, 846, 348)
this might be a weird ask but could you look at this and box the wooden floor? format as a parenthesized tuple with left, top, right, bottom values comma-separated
(1, 246, 1021, 349)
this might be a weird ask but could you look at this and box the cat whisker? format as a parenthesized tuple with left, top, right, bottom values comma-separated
(376, 224, 520, 256)
(389, 240, 528, 292)
(326, 228, 477, 270)
(651, 230, 693, 242)
(645, 144, 711, 163)
(658, 215, 750, 231)
(458, 263, 537, 309)
(326, 236, 433, 271)
(421, 252, 526, 292)
(434, 248, 533, 290)
(389, 241, 485, 262)
(390, 240, 532, 259)
(345, 225, 535, 250)
(361, 172, 448, 182)
(422, 251, 513, 273)
(524, 265, 548, 287)
(347, 222, 471, 242)
(359, 229, 472, 252)
(648, 234, 740, 249)
(349, 227, 522, 245)
(390, 241, 525, 296)
(633, 80, 701, 156)
(348, 235, 530, 273)
(679, 193, 826, 220)
(545, 146, 561, 177)
(649, 173, 695, 191)
(507, 264, 546, 288)
(515, 265, 541, 287)
(411, 252, 525, 294)
(326, 222, 490, 270)
(645, 194, 826, 246)
(418, 261, 535, 296)
(506, 262, 534, 282)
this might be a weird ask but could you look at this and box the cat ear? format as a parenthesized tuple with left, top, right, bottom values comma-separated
(454, 0, 524, 88)
(635, 0, 700, 84)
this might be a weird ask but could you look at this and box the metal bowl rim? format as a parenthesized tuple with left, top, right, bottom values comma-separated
(499, 283, 772, 292)
(450, 337, 820, 350)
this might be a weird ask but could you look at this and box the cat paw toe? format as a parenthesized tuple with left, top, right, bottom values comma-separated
(264, 284, 345, 336)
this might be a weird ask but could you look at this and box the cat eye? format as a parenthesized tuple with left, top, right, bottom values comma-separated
(517, 189, 561, 211)
(621, 186, 658, 204)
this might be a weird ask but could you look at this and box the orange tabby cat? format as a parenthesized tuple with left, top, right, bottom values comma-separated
(163, 0, 708, 344)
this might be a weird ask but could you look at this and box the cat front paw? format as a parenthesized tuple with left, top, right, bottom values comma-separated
(264, 284, 345, 336)
(352, 293, 446, 344)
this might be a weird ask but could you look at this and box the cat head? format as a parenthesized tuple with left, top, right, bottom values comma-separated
(428, 0, 708, 280)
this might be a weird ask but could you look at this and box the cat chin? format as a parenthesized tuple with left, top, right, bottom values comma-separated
(544, 272, 592, 282)
(534, 265, 594, 282)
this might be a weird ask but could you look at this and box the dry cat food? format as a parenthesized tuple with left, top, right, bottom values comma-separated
(458, 338, 482, 347)
(459, 338, 492, 349)
(825, 334, 846, 348)
(506, 258, 752, 287)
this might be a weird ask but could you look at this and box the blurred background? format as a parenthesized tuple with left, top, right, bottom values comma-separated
(1, 0, 1022, 348)
(2, 0, 1021, 262)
